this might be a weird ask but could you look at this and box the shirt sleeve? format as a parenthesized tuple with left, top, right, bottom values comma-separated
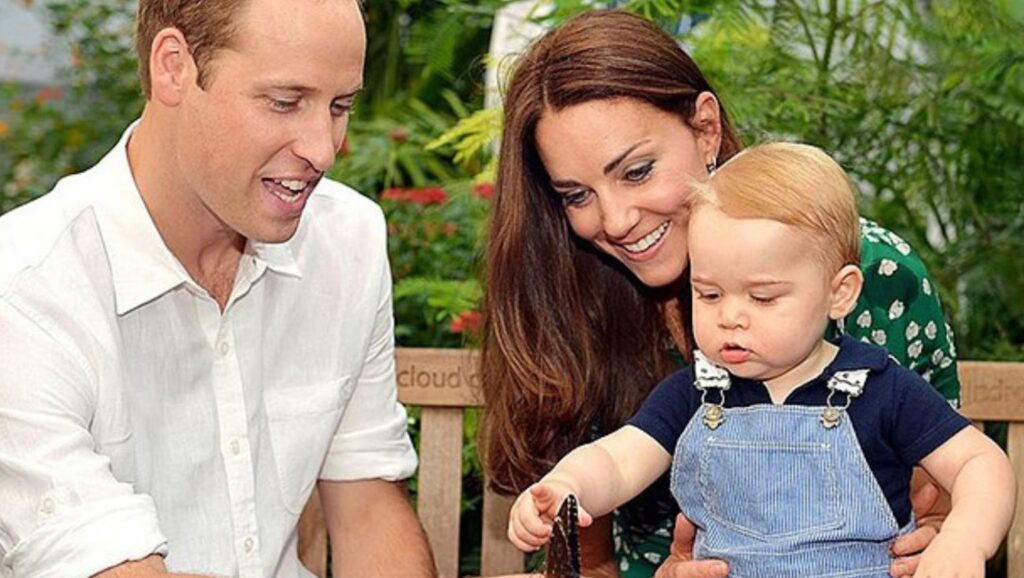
(885, 364, 971, 467)
(0, 298, 167, 578)
(844, 219, 961, 405)
(319, 211, 418, 482)
(626, 368, 699, 454)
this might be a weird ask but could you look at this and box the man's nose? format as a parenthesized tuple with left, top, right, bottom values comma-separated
(294, 111, 343, 172)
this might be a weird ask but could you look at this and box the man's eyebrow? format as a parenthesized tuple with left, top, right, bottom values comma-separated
(603, 139, 651, 175)
(257, 84, 364, 98)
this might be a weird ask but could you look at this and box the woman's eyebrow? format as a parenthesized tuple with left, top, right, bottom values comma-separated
(603, 139, 651, 175)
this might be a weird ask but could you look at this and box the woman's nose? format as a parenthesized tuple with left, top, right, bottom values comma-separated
(597, 192, 640, 240)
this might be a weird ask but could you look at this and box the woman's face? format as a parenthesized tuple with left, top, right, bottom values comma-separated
(535, 97, 720, 288)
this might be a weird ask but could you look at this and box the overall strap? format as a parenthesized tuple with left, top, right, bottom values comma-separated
(693, 351, 731, 430)
(821, 368, 869, 429)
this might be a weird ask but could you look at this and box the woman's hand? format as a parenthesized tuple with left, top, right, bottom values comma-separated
(890, 471, 949, 577)
(653, 514, 728, 578)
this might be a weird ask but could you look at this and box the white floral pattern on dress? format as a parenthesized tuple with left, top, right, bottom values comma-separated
(932, 350, 944, 366)
(925, 321, 938, 340)
(872, 330, 887, 346)
(857, 310, 872, 328)
(888, 300, 905, 320)
(923, 278, 932, 295)
(906, 321, 920, 340)
(908, 341, 924, 359)
(879, 259, 898, 276)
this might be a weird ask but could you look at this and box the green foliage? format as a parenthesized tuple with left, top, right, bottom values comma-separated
(0, 0, 142, 212)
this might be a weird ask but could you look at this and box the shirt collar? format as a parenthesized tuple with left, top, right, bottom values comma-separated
(248, 240, 302, 278)
(824, 334, 891, 375)
(93, 121, 303, 315)
(92, 122, 191, 316)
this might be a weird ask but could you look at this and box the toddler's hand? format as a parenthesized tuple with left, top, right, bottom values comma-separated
(507, 480, 593, 552)
(910, 531, 985, 578)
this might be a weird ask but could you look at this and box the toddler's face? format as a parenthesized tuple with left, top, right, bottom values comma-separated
(688, 205, 840, 386)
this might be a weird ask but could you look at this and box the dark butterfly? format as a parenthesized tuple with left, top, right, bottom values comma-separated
(544, 494, 581, 578)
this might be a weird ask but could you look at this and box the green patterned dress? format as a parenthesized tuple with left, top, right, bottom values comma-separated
(612, 219, 960, 577)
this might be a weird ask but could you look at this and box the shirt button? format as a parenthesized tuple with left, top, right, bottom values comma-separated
(244, 537, 255, 552)
(230, 439, 241, 455)
(218, 341, 230, 355)
(40, 497, 55, 515)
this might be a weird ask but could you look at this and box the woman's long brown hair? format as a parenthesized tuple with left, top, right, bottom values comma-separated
(481, 9, 743, 495)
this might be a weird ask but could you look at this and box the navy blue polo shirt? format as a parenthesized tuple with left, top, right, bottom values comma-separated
(628, 335, 970, 526)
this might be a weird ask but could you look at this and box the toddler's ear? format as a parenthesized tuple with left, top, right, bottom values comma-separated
(829, 264, 864, 320)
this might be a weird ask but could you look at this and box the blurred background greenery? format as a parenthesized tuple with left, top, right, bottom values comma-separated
(1, 0, 1022, 575)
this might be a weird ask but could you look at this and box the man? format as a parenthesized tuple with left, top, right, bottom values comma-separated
(0, 0, 435, 576)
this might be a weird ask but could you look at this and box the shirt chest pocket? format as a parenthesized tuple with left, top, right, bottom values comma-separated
(263, 378, 351, 514)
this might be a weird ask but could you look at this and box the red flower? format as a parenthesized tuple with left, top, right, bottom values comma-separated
(441, 223, 457, 237)
(381, 187, 406, 200)
(34, 86, 63, 104)
(473, 182, 495, 200)
(380, 186, 447, 205)
(449, 310, 482, 334)
(389, 128, 409, 143)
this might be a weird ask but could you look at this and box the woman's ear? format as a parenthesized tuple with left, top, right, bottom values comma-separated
(149, 27, 196, 106)
(829, 264, 864, 320)
(692, 91, 722, 166)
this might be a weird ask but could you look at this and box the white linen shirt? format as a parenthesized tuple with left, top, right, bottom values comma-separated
(0, 124, 418, 578)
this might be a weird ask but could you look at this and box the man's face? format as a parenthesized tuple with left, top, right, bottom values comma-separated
(175, 0, 365, 243)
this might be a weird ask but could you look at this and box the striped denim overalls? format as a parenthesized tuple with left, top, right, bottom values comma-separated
(670, 352, 914, 578)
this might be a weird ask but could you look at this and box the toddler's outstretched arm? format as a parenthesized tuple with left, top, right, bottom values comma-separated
(508, 425, 671, 552)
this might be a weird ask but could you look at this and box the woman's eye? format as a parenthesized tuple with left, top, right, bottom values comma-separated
(624, 161, 654, 183)
(560, 189, 591, 207)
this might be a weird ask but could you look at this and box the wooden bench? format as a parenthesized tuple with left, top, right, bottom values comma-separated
(298, 351, 1024, 577)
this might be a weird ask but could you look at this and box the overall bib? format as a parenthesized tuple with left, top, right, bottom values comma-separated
(670, 353, 913, 578)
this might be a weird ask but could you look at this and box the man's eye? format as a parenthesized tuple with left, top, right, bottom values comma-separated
(331, 101, 354, 117)
(269, 98, 299, 112)
(624, 161, 654, 183)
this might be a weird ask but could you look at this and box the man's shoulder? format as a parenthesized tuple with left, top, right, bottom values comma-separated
(0, 171, 106, 294)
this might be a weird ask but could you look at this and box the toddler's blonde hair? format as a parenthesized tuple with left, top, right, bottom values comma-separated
(692, 142, 861, 272)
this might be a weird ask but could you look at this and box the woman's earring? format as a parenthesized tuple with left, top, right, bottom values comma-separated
(705, 158, 717, 176)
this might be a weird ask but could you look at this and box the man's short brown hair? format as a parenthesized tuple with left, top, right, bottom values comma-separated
(135, 0, 249, 99)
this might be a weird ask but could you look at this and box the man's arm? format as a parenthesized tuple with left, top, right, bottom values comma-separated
(319, 479, 436, 578)
(91, 555, 210, 578)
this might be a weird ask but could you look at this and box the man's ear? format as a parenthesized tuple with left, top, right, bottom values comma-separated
(692, 91, 722, 167)
(149, 28, 196, 106)
(829, 264, 864, 320)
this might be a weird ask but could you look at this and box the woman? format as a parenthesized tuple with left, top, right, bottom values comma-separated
(481, 9, 959, 578)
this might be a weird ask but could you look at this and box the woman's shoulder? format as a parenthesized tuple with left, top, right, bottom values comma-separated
(858, 218, 931, 276)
